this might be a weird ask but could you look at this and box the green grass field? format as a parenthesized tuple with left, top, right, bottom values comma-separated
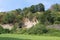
(0, 34, 60, 40)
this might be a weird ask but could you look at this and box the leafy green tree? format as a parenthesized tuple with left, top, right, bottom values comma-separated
(23, 7, 30, 17)
(2, 13, 16, 24)
(15, 15, 23, 23)
(15, 8, 22, 14)
(40, 10, 55, 24)
(50, 4, 60, 11)
(37, 3, 45, 12)
(30, 5, 36, 13)
(45, 10, 55, 24)
(30, 3, 45, 13)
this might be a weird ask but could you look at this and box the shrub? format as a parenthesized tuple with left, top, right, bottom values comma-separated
(0, 25, 10, 34)
(19, 28, 27, 34)
(2, 13, 16, 24)
(45, 29, 60, 36)
(3, 29, 10, 33)
(27, 24, 48, 34)
(10, 24, 17, 33)
(54, 21, 60, 24)
(0, 25, 4, 34)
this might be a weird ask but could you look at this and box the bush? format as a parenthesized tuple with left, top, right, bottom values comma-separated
(54, 21, 60, 24)
(19, 28, 27, 34)
(4, 29, 10, 33)
(45, 29, 60, 37)
(10, 23, 48, 34)
(10, 24, 17, 33)
(0, 25, 4, 34)
(27, 24, 48, 34)
(0, 25, 10, 34)
(2, 13, 16, 24)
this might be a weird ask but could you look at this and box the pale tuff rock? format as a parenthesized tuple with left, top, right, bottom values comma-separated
(0, 17, 38, 30)
(23, 17, 38, 28)
(0, 24, 13, 30)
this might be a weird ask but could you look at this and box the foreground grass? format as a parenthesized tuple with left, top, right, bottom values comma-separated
(0, 34, 60, 40)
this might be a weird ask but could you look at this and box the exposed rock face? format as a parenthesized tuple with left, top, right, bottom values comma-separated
(0, 17, 38, 30)
(0, 24, 13, 30)
(22, 17, 38, 28)
(47, 24, 60, 30)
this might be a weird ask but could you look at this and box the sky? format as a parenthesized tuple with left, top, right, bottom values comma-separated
(0, 0, 60, 12)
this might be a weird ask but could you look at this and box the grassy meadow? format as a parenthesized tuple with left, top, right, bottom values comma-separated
(0, 34, 60, 40)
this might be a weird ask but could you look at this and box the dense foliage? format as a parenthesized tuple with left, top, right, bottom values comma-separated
(0, 3, 60, 35)
(27, 24, 48, 34)
(0, 25, 10, 34)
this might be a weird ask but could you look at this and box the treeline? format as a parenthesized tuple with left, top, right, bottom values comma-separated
(0, 3, 45, 24)
(0, 3, 60, 24)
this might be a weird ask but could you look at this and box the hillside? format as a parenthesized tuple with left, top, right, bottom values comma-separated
(0, 3, 60, 35)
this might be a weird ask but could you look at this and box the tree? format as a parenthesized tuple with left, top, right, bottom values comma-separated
(37, 3, 45, 12)
(30, 3, 45, 13)
(2, 13, 16, 24)
(15, 8, 22, 14)
(45, 10, 55, 24)
(40, 10, 55, 24)
(23, 7, 30, 13)
(50, 4, 60, 11)
(30, 5, 36, 13)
